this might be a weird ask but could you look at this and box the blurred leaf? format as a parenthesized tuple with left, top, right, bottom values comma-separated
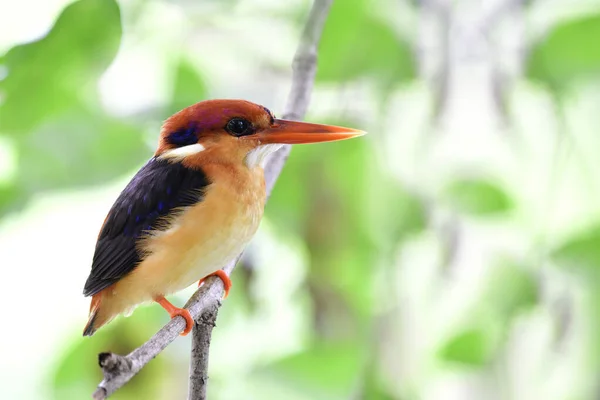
(14, 115, 147, 191)
(443, 178, 513, 216)
(270, 129, 392, 334)
(367, 177, 426, 250)
(0, 0, 122, 133)
(483, 260, 538, 320)
(0, 184, 24, 216)
(438, 328, 494, 366)
(309, 135, 379, 321)
(360, 356, 396, 400)
(266, 144, 317, 233)
(317, 0, 416, 87)
(552, 224, 600, 273)
(362, 383, 395, 400)
(525, 14, 600, 95)
(0, 0, 150, 214)
(168, 58, 209, 115)
(264, 342, 363, 398)
(438, 263, 533, 368)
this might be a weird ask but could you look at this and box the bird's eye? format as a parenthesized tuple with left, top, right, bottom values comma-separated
(225, 118, 253, 137)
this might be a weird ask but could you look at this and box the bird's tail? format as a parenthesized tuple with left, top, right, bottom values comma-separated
(83, 292, 108, 336)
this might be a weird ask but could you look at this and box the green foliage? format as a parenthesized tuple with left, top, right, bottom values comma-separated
(16, 116, 146, 191)
(268, 131, 424, 339)
(317, 0, 416, 88)
(482, 260, 538, 320)
(266, 145, 318, 232)
(437, 260, 538, 368)
(438, 328, 495, 367)
(2, 0, 598, 399)
(367, 176, 426, 249)
(0, 0, 122, 133)
(0, 183, 24, 215)
(443, 178, 513, 216)
(168, 58, 209, 115)
(264, 341, 363, 399)
(360, 355, 396, 400)
(552, 223, 600, 274)
(0, 0, 147, 216)
(525, 14, 600, 95)
(316, 137, 382, 318)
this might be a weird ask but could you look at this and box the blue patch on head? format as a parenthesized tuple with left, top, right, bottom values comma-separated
(168, 126, 197, 146)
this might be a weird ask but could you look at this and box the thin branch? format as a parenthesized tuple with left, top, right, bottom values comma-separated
(92, 0, 333, 398)
(188, 2, 333, 394)
(188, 304, 218, 400)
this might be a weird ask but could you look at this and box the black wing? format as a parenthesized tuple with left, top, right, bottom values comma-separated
(83, 157, 210, 296)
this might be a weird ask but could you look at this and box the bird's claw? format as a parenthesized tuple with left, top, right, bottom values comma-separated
(155, 296, 194, 336)
(169, 308, 194, 336)
(198, 269, 232, 299)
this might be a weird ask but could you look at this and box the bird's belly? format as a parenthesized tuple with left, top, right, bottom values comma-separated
(161, 212, 258, 293)
(126, 179, 264, 298)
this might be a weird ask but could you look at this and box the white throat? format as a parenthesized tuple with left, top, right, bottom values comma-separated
(244, 144, 283, 168)
(159, 143, 206, 161)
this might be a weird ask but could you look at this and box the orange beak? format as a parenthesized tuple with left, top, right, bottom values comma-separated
(252, 119, 365, 144)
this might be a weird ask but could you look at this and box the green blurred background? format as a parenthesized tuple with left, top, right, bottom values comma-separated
(1, 0, 600, 399)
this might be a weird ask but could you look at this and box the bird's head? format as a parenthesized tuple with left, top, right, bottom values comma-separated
(156, 99, 364, 168)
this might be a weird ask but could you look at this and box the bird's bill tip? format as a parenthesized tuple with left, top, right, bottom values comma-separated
(255, 119, 366, 144)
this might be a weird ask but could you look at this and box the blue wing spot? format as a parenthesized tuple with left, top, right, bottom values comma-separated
(158, 202, 165, 212)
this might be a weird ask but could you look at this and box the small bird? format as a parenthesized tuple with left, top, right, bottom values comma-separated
(82, 99, 364, 337)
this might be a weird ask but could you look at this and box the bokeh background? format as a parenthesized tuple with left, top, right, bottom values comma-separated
(1, 0, 600, 399)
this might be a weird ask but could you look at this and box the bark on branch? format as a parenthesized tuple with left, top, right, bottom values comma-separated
(92, 0, 333, 398)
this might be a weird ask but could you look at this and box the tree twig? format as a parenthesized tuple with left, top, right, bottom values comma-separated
(92, 0, 333, 398)
(188, 303, 219, 400)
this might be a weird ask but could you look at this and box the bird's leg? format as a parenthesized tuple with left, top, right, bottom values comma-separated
(154, 296, 194, 336)
(198, 269, 232, 299)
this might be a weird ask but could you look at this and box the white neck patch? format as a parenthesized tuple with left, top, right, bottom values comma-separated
(159, 143, 205, 161)
(245, 144, 283, 168)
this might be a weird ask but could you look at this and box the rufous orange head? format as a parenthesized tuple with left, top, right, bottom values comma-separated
(156, 99, 364, 168)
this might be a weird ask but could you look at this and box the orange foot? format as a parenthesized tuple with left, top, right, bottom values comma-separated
(198, 269, 232, 299)
(155, 296, 194, 336)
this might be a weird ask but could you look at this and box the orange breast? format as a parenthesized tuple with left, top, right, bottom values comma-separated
(105, 163, 266, 314)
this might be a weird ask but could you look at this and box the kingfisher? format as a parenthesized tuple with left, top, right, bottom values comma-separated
(82, 99, 364, 337)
